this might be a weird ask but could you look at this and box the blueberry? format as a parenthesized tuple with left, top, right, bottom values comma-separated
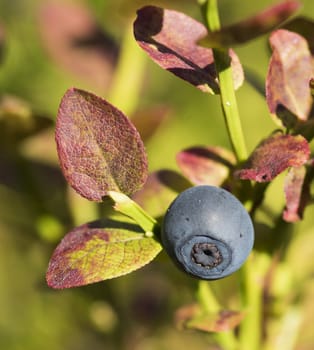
(161, 185, 254, 280)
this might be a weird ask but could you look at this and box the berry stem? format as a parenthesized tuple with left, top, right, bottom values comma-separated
(108, 191, 158, 236)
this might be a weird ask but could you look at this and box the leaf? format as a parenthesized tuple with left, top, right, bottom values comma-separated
(133, 6, 244, 94)
(56, 88, 148, 201)
(38, 1, 117, 91)
(175, 304, 245, 333)
(266, 29, 313, 125)
(46, 219, 162, 289)
(132, 169, 191, 219)
(283, 166, 309, 222)
(235, 133, 310, 182)
(176, 146, 235, 186)
(199, 0, 301, 48)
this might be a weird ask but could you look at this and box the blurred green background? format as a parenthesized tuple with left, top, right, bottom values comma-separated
(0, 0, 314, 349)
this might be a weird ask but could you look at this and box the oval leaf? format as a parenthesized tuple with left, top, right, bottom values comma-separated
(283, 166, 309, 222)
(46, 219, 162, 289)
(236, 133, 310, 182)
(134, 6, 244, 94)
(176, 146, 235, 186)
(56, 88, 148, 201)
(199, 0, 301, 48)
(266, 29, 313, 124)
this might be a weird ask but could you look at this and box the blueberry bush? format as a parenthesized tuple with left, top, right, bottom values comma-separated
(1, 0, 314, 349)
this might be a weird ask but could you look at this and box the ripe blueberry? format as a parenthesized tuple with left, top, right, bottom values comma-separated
(161, 185, 254, 280)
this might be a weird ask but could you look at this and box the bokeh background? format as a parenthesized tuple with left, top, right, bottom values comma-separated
(0, 0, 314, 349)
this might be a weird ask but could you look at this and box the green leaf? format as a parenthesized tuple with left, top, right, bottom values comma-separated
(46, 219, 162, 289)
(56, 88, 148, 201)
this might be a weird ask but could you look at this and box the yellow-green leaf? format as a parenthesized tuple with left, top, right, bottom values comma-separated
(46, 219, 162, 289)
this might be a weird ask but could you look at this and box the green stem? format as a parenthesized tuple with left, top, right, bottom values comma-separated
(203, 0, 248, 163)
(108, 191, 158, 235)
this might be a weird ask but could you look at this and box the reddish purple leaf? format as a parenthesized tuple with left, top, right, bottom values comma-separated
(133, 6, 244, 94)
(236, 133, 310, 182)
(176, 146, 235, 186)
(46, 219, 162, 289)
(199, 1, 301, 48)
(283, 166, 309, 222)
(266, 29, 313, 124)
(38, 1, 117, 91)
(56, 88, 148, 201)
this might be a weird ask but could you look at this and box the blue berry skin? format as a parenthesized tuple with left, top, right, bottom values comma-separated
(161, 185, 254, 280)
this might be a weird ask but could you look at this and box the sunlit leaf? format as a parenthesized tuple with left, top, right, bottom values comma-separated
(132, 169, 191, 219)
(175, 303, 245, 332)
(38, 1, 118, 90)
(56, 88, 148, 201)
(200, 0, 300, 48)
(266, 30, 313, 125)
(236, 133, 310, 182)
(283, 166, 309, 222)
(46, 219, 162, 289)
(176, 146, 235, 186)
(134, 6, 244, 94)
